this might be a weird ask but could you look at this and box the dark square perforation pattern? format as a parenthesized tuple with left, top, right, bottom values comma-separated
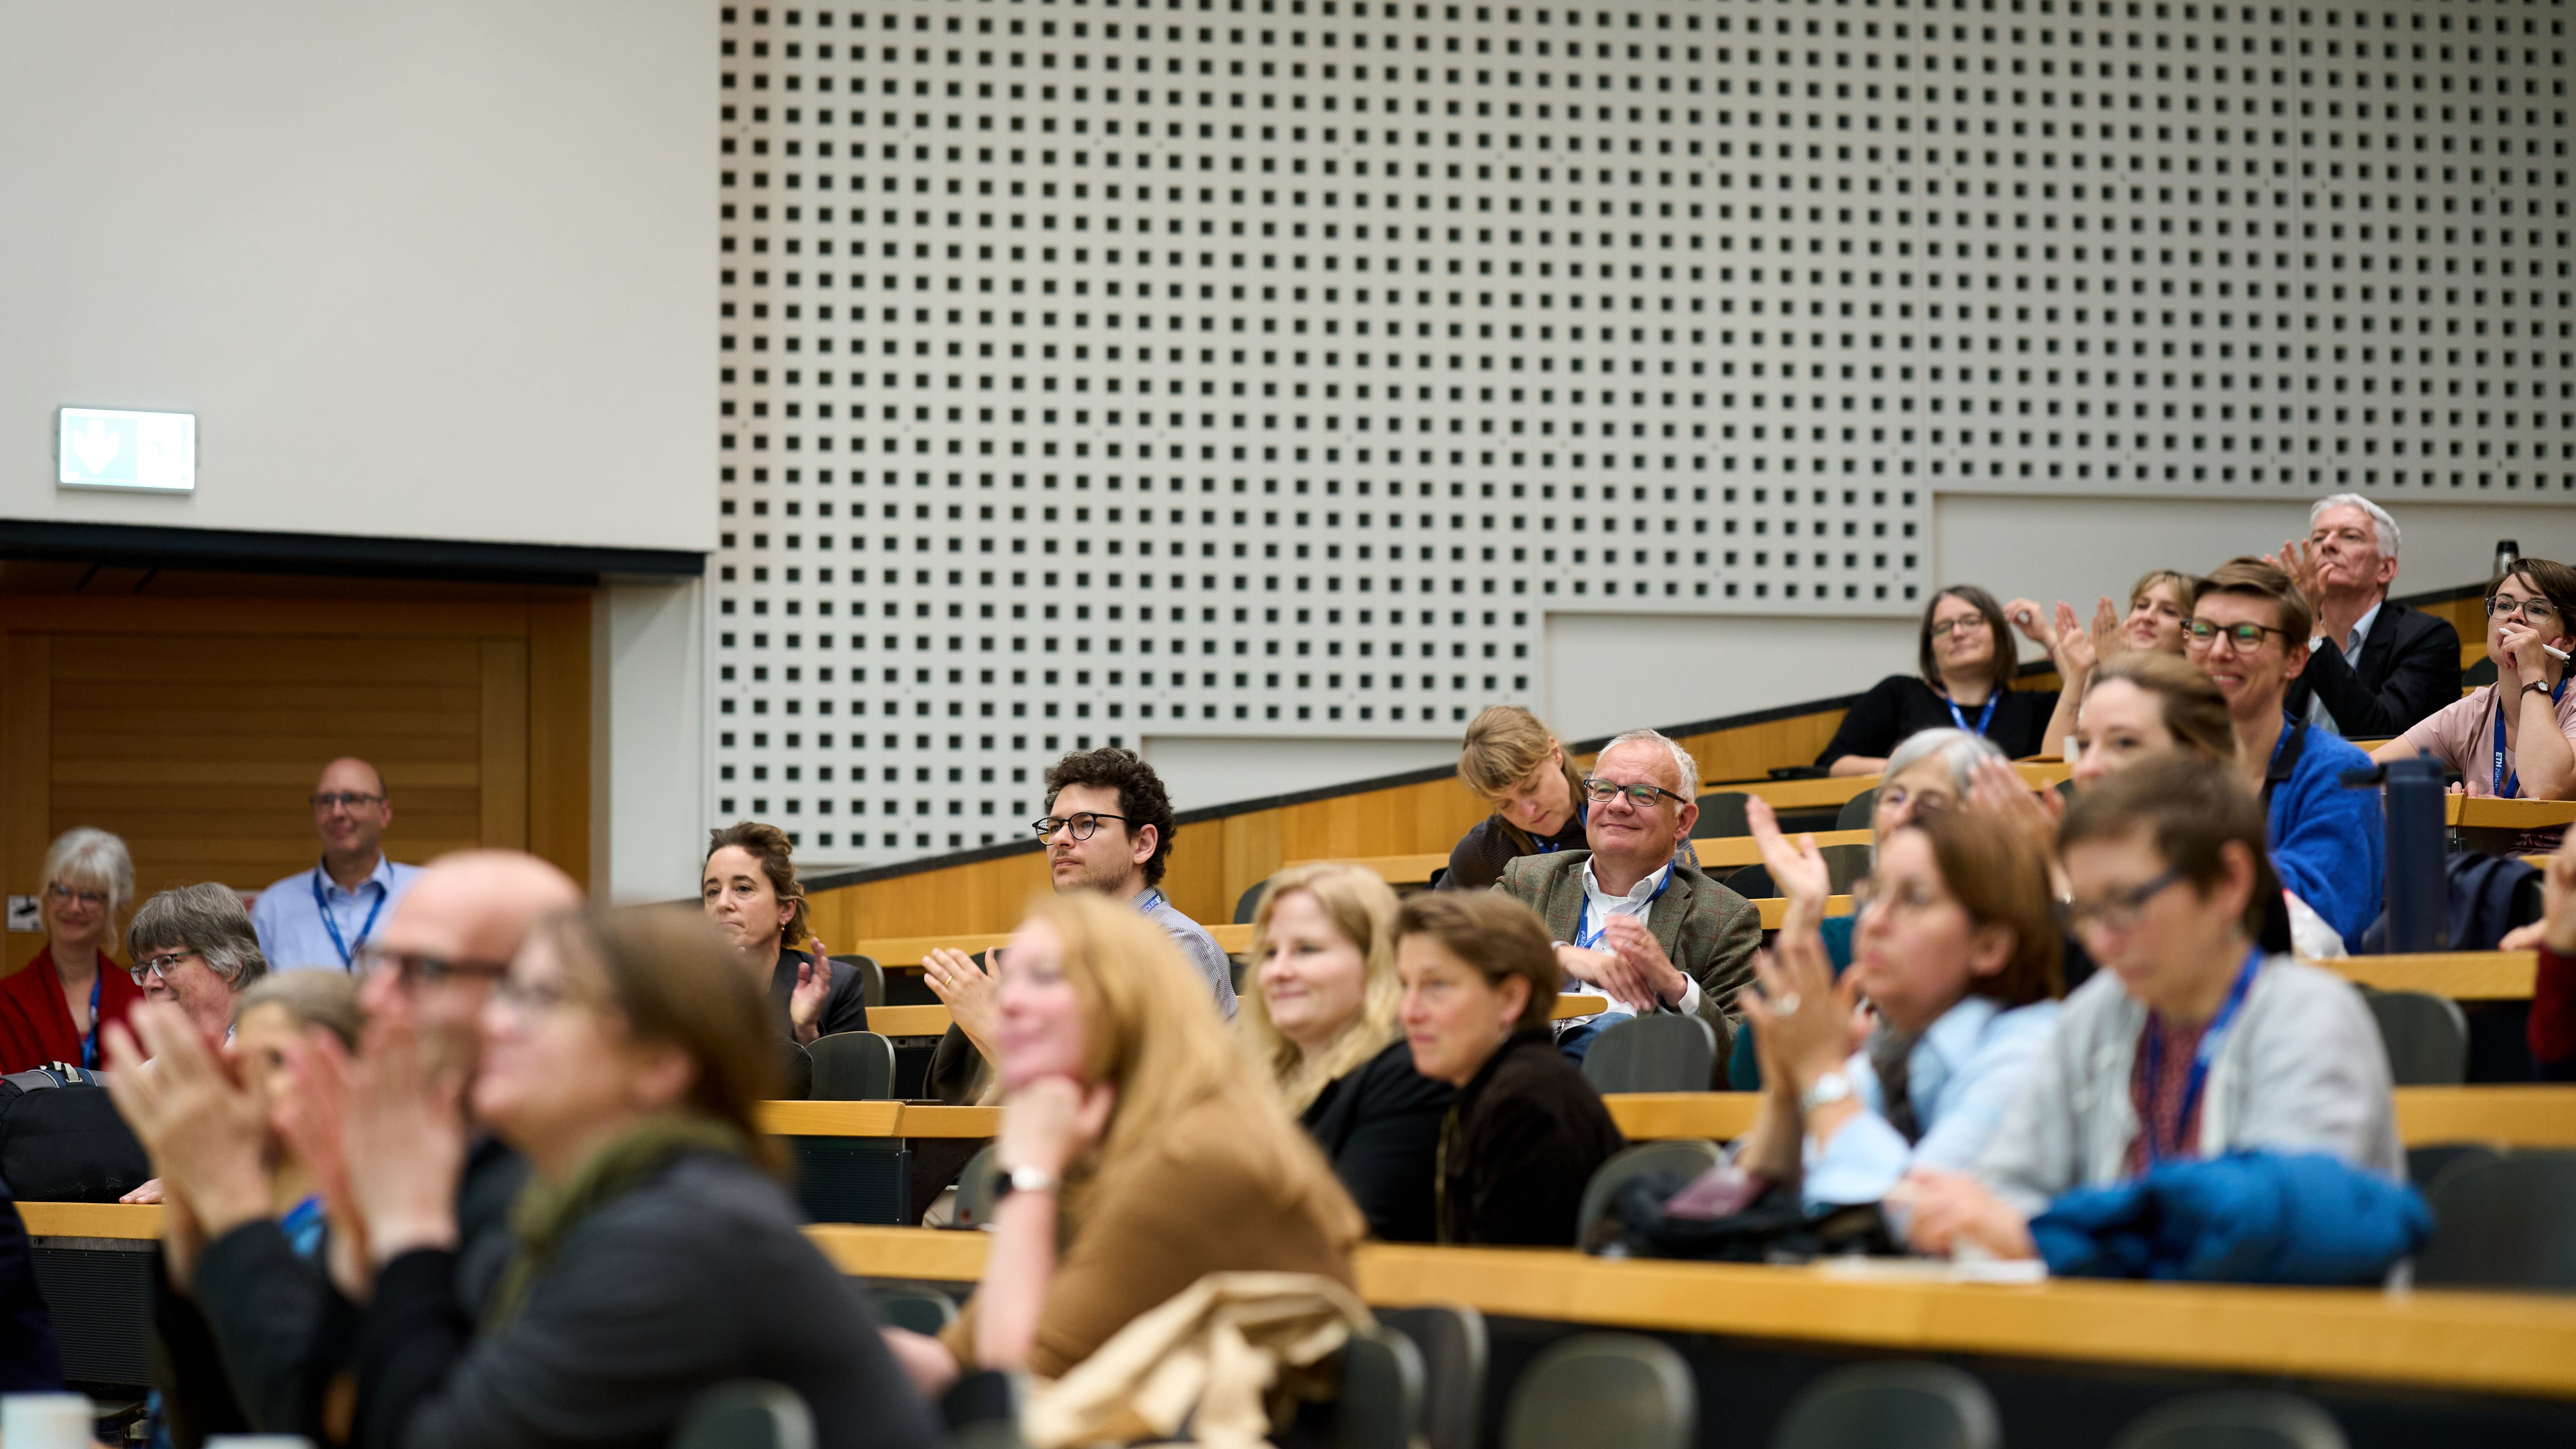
(711, 0, 2572, 866)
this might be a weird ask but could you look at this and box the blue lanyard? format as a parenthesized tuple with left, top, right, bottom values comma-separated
(1944, 690, 2000, 739)
(2139, 946, 2263, 1166)
(312, 865, 388, 970)
(80, 974, 101, 1069)
(1576, 867, 1673, 950)
(2494, 678, 2571, 800)
(1134, 887, 1167, 915)
(279, 1194, 328, 1260)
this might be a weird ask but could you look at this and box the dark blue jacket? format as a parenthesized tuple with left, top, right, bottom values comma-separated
(2032, 1150, 2430, 1284)
(0, 1174, 64, 1390)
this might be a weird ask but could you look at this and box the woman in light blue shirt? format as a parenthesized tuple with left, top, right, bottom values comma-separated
(1734, 808, 2063, 1221)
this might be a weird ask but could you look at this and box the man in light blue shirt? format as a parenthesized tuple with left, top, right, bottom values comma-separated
(249, 757, 423, 973)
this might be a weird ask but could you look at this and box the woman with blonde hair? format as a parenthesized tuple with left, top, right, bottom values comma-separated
(890, 891, 1363, 1391)
(1241, 864, 1451, 1242)
(1443, 705, 1591, 890)
(0, 828, 142, 1074)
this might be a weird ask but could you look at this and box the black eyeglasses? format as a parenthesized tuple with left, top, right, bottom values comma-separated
(311, 792, 386, 811)
(2183, 619, 2290, 652)
(354, 943, 514, 987)
(1580, 777, 1687, 810)
(1030, 812, 1130, 842)
(2487, 595, 2563, 625)
(2057, 868, 2185, 935)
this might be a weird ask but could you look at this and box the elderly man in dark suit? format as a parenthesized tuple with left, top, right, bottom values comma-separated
(1498, 728, 1762, 1078)
(2275, 494, 2461, 738)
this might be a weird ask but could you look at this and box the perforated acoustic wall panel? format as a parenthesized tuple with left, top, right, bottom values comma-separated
(711, 0, 2571, 866)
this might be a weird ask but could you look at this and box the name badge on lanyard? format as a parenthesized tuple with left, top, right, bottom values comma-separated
(314, 868, 389, 971)
(1576, 868, 1672, 951)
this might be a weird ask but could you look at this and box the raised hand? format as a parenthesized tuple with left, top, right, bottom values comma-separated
(2052, 600, 2098, 682)
(278, 1026, 373, 1299)
(924, 946, 1002, 1054)
(788, 938, 836, 1045)
(99, 1002, 271, 1240)
(2089, 596, 2124, 660)
(2001, 596, 2053, 647)
(1965, 756, 2062, 859)
(1746, 796, 1831, 936)
(2272, 538, 2327, 612)
(1734, 925, 1854, 1097)
(1602, 914, 1688, 1012)
(341, 995, 468, 1267)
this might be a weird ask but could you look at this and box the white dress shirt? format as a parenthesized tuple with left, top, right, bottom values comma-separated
(1566, 858, 1705, 1020)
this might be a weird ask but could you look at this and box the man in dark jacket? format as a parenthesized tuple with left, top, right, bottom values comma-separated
(2276, 495, 2460, 738)
(121, 852, 577, 1445)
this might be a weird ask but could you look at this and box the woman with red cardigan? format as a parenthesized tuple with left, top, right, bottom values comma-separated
(0, 829, 142, 1074)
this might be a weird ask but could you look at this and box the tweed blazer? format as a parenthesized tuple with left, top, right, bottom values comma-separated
(1495, 851, 1764, 1052)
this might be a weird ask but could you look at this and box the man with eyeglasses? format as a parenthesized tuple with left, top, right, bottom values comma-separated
(2270, 494, 2460, 738)
(2185, 557, 2384, 946)
(118, 850, 578, 1444)
(250, 757, 423, 974)
(1496, 728, 1762, 1075)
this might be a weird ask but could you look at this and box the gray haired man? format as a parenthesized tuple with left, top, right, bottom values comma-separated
(2273, 494, 2461, 737)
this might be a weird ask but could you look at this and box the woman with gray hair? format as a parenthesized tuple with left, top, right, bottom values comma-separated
(0, 827, 143, 1072)
(126, 884, 270, 1047)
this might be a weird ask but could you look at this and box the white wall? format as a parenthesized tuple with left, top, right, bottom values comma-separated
(1936, 494, 2563, 619)
(1140, 735, 1465, 815)
(1544, 613, 1927, 743)
(0, 1, 712, 554)
(595, 578, 707, 902)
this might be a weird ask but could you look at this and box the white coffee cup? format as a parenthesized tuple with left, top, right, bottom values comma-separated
(0, 1393, 94, 1449)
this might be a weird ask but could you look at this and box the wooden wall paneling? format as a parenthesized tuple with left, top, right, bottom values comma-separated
(526, 596, 593, 892)
(2, 635, 52, 976)
(478, 638, 532, 853)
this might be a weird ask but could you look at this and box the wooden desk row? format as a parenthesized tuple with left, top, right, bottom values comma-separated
(804, 1230, 2576, 1403)
(28, 1204, 2576, 1400)
(731, 1086, 2576, 1153)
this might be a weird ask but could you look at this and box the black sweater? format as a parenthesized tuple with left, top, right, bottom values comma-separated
(1299, 1037, 1453, 1243)
(1440, 809, 1590, 892)
(354, 1151, 934, 1449)
(1435, 1030, 1625, 1248)
(1816, 675, 2060, 769)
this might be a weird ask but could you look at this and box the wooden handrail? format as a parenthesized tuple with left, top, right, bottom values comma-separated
(2325, 952, 2538, 1002)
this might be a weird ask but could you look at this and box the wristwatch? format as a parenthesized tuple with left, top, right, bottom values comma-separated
(992, 1163, 1058, 1199)
(1800, 1071, 1855, 1114)
(2525, 680, 2554, 697)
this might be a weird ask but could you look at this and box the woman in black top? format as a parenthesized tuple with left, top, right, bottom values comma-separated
(1818, 585, 2061, 775)
(703, 820, 870, 1046)
(1442, 706, 1591, 890)
(1242, 863, 1452, 1241)
(342, 907, 933, 1449)
(1392, 892, 1623, 1247)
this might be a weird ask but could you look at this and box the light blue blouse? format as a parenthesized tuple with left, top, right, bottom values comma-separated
(1801, 995, 2062, 1214)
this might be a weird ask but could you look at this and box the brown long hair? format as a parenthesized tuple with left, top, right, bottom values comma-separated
(1901, 811, 2062, 1006)
(540, 905, 784, 1173)
(1030, 892, 1357, 1235)
(1238, 863, 1405, 1112)
(704, 821, 809, 946)
(1916, 585, 2019, 695)
(2086, 652, 2238, 766)
(1456, 705, 1585, 855)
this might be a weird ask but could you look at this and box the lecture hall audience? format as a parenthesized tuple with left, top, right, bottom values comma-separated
(0, 827, 142, 1075)
(336, 904, 932, 1449)
(107, 852, 580, 1447)
(1441, 705, 1592, 891)
(1899, 755, 2402, 1261)
(1497, 729, 1761, 1070)
(1734, 809, 2062, 1225)
(2185, 557, 2385, 946)
(891, 891, 1362, 1392)
(2375, 557, 2576, 833)
(1395, 891, 1624, 1246)
(2030, 570, 2203, 756)
(2273, 494, 2463, 739)
(1817, 585, 2060, 776)
(703, 820, 870, 1047)
(146, 971, 364, 1445)
(1241, 862, 1453, 1243)
(251, 757, 423, 974)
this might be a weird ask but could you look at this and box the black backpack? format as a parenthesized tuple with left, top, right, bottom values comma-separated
(0, 1067, 152, 1203)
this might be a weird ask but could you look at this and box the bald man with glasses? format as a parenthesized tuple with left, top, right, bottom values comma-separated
(1496, 728, 1762, 1078)
(250, 757, 422, 974)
